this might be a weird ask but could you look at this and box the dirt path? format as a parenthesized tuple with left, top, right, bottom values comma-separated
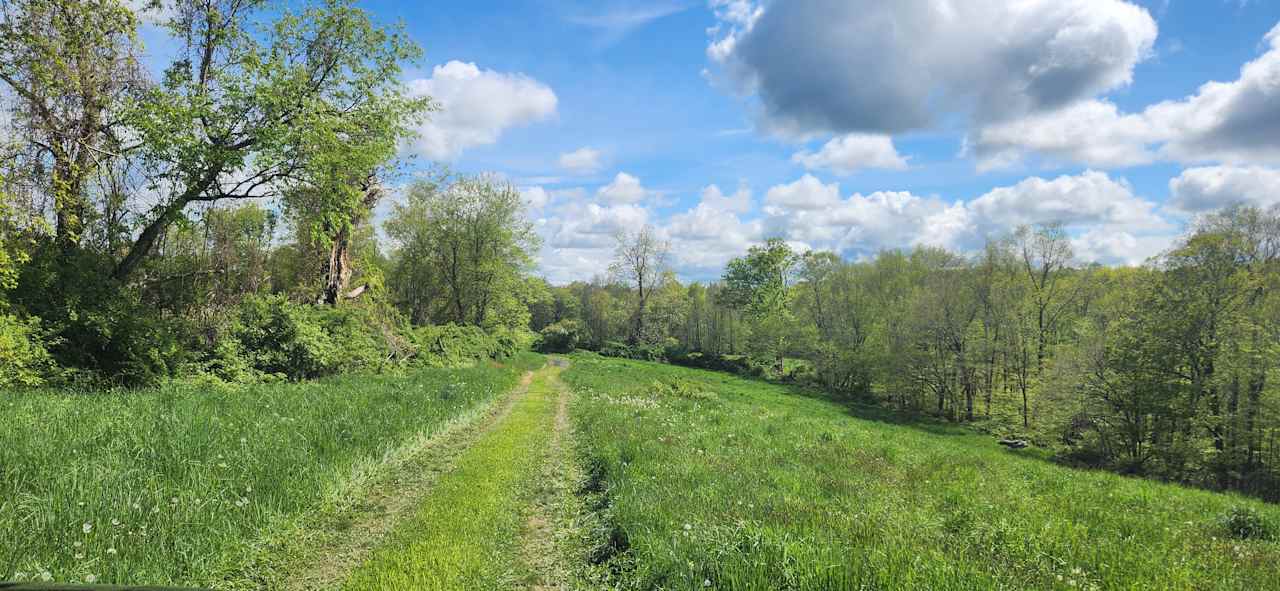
(273, 368, 539, 591)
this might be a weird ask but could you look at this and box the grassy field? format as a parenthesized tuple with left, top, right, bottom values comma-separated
(562, 353, 1280, 590)
(342, 363, 565, 590)
(0, 352, 543, 587)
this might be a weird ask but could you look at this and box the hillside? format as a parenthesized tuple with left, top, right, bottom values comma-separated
(561, 354, 1280, 590)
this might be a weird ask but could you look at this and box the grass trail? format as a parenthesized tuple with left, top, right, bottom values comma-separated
(342, 362, 571, 590)
(268, 369, 539, 591)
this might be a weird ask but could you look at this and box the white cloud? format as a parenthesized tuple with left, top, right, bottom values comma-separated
(1070, 228, 1173, 265)
(762, 174, 840, 211)
(967, 170, 1167, 232)
(521, 186, 550, 210)
(972, 23, 1280, 170)
(566, 1, 692, 45)
(1169, 165, 1280, 212)
(708, 0, 1156, 137)
(596, 172, 651, 204)
(792, 134, 909, 175)
(406, 61, 558, 161)
(558, 147, 603, 174)
(756, 170, 1176, 263)
(763, 177, 963, 256)
(969, 100, 1160, 170)
(699, 184, 753, 214)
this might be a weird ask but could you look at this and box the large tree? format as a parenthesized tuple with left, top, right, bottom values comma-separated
(0, 0, 142, 249)
(611, 225, 670, 345)
(386, 173, 538, 329)
(114, 0, 426, 282)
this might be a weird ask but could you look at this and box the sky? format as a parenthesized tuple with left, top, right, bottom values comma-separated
(151, 0, 1280, 283)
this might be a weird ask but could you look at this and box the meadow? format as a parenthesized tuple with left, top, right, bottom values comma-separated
(0, 352, 543, 587)
(562, 353, 1280, 590)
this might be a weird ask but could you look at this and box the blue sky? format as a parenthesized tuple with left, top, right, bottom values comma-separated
(346, 1, 1280, 281)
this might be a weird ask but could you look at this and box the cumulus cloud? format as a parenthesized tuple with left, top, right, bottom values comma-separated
(967, 170, 1167, 232)
(698, 184, 753, 214)
(708, 0, 1156, 137)
(407, 61, 558, 161)
(596, 172, 651, 204)
(792, 134, 909, 175)
(1169, 166, 1280, 212)
(558, 147, 603, 174)
(762, 177, 964, 256)
(756, 170, 1175, 264)
(972, 23, 1280, 169)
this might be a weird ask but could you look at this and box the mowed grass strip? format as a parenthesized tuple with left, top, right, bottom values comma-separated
(342, 364, 564, 590)
(0, 352, 544, 588)
(563, 353, 1280, 591)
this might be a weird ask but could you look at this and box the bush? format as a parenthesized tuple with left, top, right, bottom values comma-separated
(0, 313, 56, 388)
(11, 244, 183, 385)
(411, 323, 511, 368)
(229, 294, 340, 380)
(536, 319, 584, 353)
(1219, 506, 1273, 540)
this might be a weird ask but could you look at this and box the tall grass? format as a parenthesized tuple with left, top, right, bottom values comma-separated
(0, 352, 543, 587)
(563, 353, 1280, 590)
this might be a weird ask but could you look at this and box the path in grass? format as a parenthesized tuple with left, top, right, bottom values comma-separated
(271, 368, 539, 591)
(340, 361, 572, 590)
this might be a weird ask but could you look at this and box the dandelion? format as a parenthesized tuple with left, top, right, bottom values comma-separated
(85, 574, 97, 584)
(75, 553, 85, 560)
(106, 548, 117, 555)
(683, 523, 692, 531)
(704, 579, 712, 587)
(82, 522, 92, 534)
(73, 541, 82, 548)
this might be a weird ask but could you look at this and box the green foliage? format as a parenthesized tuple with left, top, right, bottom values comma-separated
(12, 244, 185, 385)
(410, 323, 515, 368)
(536, 319, 584, 353)
(222, 294, 415, 381)
(386, 172, 539, 330)
(1219, 506, 1273, 540)
(0, 313, 56, 387)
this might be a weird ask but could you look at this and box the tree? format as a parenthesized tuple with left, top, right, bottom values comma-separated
(1013, 223, 1076, 372)
(721, 238, 798, 375)
(0, 0, 142, 249)
(610, 225, 670, 345)
(386, 173, 538, 329)
(115, 0, 427, 282)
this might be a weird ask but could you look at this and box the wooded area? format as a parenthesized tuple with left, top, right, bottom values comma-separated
(532, 210, 1280, 500)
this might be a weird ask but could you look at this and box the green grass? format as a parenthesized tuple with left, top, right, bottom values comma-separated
(0, 352, 544, 587)
(562, 353, 1280, 590)
(342, 364, 563, 590)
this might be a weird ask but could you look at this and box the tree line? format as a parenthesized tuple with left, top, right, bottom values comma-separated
(532, 209, 1280, 500)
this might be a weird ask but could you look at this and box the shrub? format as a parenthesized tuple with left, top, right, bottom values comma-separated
(230, 294, 339, 380)
(1219, 506, 1273, 540)
(536, 319, 584, 353)
(411, 323, 509, 368)
(0, 313, 56, 388)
